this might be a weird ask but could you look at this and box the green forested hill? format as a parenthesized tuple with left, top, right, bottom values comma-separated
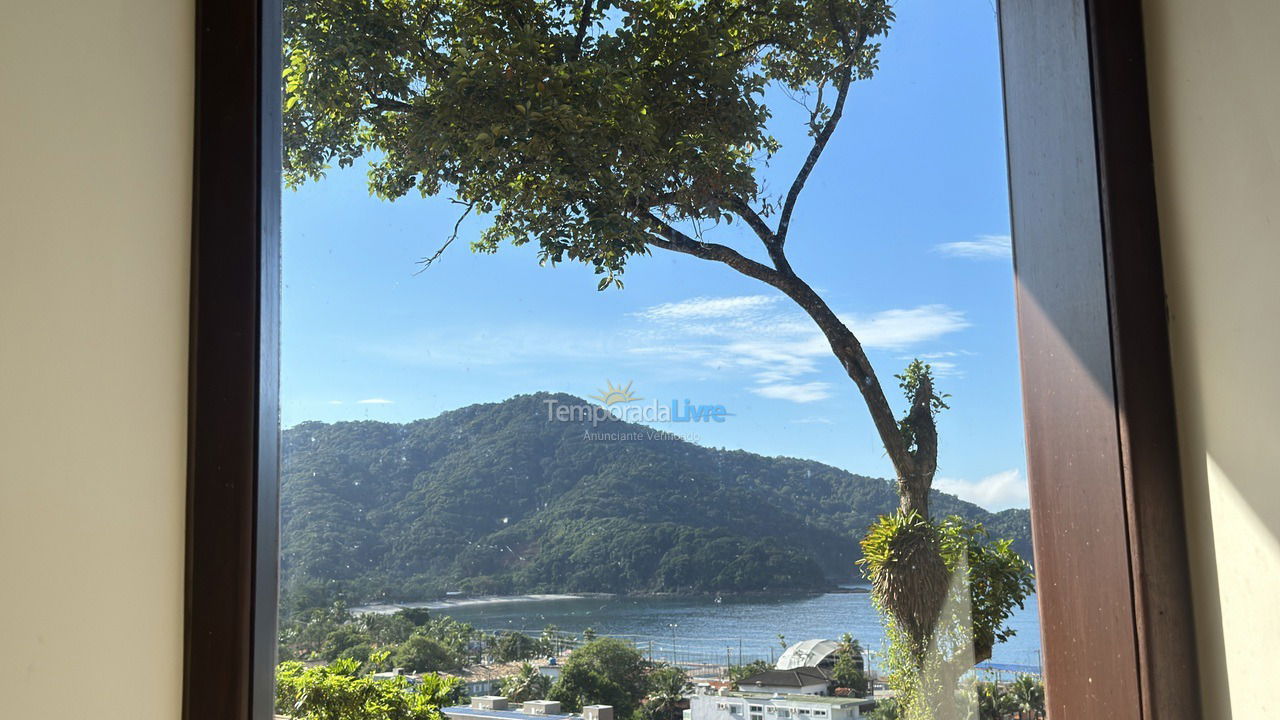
(281, 393, 1033, 609)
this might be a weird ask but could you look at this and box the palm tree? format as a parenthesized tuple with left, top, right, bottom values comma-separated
(976, 681, 1017, 720)
(643, 666, 691, 720)
(1009, 675, 1045, 719)
(501, 663, 553, 703)
(837, 633, 865, 663)
(540, 625, 561, 656)
(830, 635, 868, 697)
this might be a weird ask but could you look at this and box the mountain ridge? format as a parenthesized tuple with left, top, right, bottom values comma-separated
(280, 392, 1033, 610)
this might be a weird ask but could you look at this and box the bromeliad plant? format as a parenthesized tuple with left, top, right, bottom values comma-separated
(859, 509, 1033, 719)
(859, 511, 951, 660)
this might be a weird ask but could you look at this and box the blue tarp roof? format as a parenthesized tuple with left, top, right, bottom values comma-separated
(973, 662, 1041, 675)
(444, 707, 575, 720)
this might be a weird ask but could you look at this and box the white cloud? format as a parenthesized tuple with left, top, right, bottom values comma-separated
(634, 295, 781, 321)
(327, 400, 345, 405)
(631, 296, 970, 403)
(934, 469, 1028, 510)
(366, 295, 971, 407)
(925, 361, 962, 378)
(895, 350, 974, 378)
(356, 398, 394, 405)
(793, 416, 835, 425)
(844, 305, 970, 350)
(935, 234, 1012, 259)
(750, 382, 834, 403)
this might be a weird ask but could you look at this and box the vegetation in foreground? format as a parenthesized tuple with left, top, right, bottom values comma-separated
(273, 636, 694, 720)
(865, 676, 1045, 720)
(277, 654, 461, 720)
(277, 631, 881, 720)
(278, 603, 560, 674)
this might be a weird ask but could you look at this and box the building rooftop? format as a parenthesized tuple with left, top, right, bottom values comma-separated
(443, 660, 536, 683)
(738, 666, 830, 688)
(726, 691, 871, 706)
(444, 707, 576, 720)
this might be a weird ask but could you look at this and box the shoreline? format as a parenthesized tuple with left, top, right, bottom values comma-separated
(349, 586, 870, 615)
(349, 593, 599, 615)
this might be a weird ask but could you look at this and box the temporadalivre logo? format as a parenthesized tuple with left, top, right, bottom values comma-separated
(545, 380, 733, 427)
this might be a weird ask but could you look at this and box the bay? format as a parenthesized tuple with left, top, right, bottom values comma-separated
(429, 590, 1042, 673)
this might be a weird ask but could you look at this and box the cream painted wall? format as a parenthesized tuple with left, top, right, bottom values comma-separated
(1144, 0, 1280, 717)
(0, 1, 192, 719)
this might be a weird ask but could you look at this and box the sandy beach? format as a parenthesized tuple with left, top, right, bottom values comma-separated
(349, 593, 589, 616)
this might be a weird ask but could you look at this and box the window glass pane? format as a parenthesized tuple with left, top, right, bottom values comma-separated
(276, 2, 1042, 719)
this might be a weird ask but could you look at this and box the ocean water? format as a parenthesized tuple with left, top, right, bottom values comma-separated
(431, 590, 1042, 672)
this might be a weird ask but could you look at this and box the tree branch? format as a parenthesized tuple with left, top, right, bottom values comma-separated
(725, 197, 795, 276)
(639, 212, 916, 484)
(775, 64, 853, 245)
(775, 8, 871, 245)
(642, 213, 783, 287)
(715, 34, 795, 60)
(369, 97, 416, 113)
(415, 201, 474, 273)
(899, 371, 938, 516)
(569, 0, 596, 61)
(768, 273, 917, 482)
(726, 198, 776, 246)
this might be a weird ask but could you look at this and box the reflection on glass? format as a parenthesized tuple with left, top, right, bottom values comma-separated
(276, 1, 1040, 719)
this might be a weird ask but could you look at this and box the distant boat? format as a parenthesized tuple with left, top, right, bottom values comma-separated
(714, 594, 723, 604)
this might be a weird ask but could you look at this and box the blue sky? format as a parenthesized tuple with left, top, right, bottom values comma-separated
(281, 0, 1030, 510)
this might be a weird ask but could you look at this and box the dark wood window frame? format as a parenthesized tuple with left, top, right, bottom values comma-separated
(185, 0, 1202, 718)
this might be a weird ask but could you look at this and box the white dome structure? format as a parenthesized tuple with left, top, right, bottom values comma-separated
(774, 639, 842, 670)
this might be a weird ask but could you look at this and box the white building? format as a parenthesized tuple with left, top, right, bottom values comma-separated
(538, 656, 563, 680)
(443, 697, 615, 720)
(686, 691, 872, 720)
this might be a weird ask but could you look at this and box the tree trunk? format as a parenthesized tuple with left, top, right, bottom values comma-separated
(899, 474, 931, 518)
(639, 220, 951, 707)
(769, 274, 929, 491)
(638, 221, 941, 514)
